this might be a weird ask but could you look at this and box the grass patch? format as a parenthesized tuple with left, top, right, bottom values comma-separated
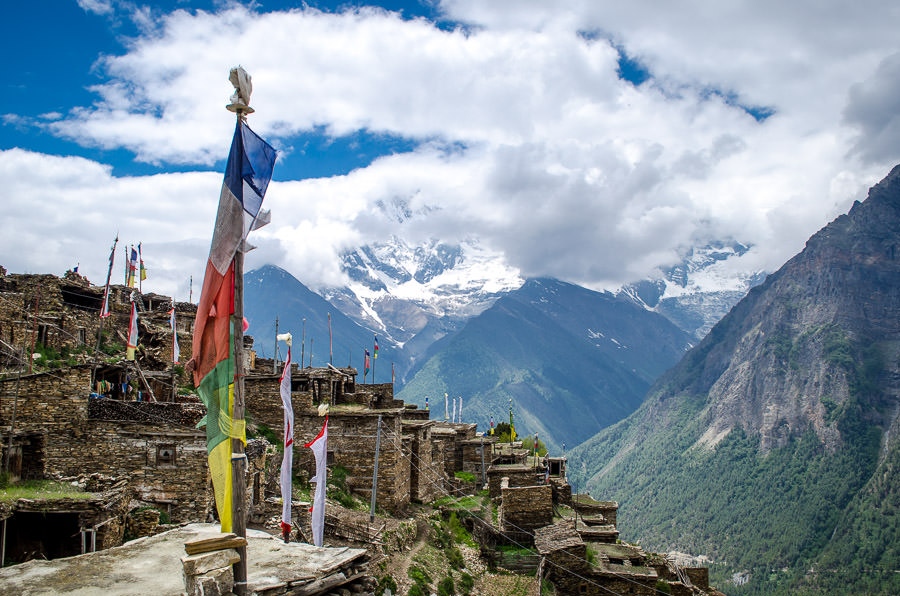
(0, 479, 91, 502)
(454, 471, 476, 483)
(448, 512, 476, 547)
(326, 464, 366, 510)
(432, 495, 482, 512)
(408, 564, 433, 592)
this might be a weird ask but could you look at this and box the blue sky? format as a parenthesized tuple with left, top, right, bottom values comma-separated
(3, 1, 900, 301)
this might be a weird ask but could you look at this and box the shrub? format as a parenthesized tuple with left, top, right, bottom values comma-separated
(375, 575, 397, 596)
(448, 512, 474, 546)
(437, 576, 455, 596)
(458, 572, 475, 595)
(407, 584, 425, 596)
(407, 565, 432, 590)
(447, 546, 465, 569)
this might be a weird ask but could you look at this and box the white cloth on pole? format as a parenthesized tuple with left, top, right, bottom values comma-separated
(306, 416, 328, 547)
(279, 347, 294, 530)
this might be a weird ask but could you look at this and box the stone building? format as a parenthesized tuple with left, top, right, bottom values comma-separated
(0, 367, 210, 523)
(0, 478, 131, 564)
(0, 270, 195, 402)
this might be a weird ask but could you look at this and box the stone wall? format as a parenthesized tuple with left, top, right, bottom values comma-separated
(290, 411, 412, 512)
(401, 420, 445, 503)
(487, 464, 541, 498)
(245, 371, 417, 512)
(0, 394, 210, 522)
(500, 482, 553, 538)
(0, 366, 93, 399)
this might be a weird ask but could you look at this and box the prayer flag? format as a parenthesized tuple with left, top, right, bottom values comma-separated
(169, 306, 180, 364)
(373, 335, 379, 359)
(126, 299, 138, 360)
(452, 397, 457, 423)
(279, 344, 294, 539)
(444, 392, 449, 421)
(126, 246, 138, 287)
(364, 349, 370, 377)
(138, 242, 147, 284)
(305, 416, 328, 547)
(191, 120, 276, 533)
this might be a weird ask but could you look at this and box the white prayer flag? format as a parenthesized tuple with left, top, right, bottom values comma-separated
(305, 416, 328, 547)
(279, 346, 294, 536)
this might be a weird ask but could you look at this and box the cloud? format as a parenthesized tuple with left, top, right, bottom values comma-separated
(843, 52, 900, 165)
(0, 148, 219, 300)
(7, 2, 900, 292)
(77, 0, 113, 16)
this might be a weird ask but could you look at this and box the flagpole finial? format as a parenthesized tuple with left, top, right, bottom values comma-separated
(226, 66, 255, 116)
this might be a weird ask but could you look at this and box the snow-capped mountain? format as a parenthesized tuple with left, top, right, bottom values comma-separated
(312, 237, 763, 384)
(619, 242, 767, 340)
(321, 236, 524, 346)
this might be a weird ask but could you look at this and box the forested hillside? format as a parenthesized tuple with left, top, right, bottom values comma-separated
(570, 165, 900, 595)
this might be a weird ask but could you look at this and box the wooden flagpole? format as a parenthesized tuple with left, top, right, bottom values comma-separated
(226, 70, 256, 596)
(231, 245, 248, 595)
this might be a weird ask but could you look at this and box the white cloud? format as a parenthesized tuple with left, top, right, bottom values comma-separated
(8, 2, 900, 291)
(0, 148, 219, 300)
(77, 0, 114, 16)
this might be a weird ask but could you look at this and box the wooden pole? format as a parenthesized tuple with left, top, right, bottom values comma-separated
(231, 246, 248, 595)
(28, 292, 39, 373)
(369, 415, 382, 523)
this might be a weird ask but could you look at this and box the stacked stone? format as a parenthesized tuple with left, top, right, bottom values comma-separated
(499, 481, 553, 539)
(182, 545, 242, 596)
(487, 464, 539, 498)
(126, 507, 161, 538)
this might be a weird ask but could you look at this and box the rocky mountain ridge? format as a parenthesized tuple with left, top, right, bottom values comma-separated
(570, 164, 900, 595)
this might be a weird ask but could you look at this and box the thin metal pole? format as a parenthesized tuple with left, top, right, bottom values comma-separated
(273, 317, 279, 374)
(369, 415, 382, 523)
(300, 318, 305, 369)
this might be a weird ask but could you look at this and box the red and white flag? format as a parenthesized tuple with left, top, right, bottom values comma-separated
(305, 416, 328, 547)
(278, 337, 294, 538)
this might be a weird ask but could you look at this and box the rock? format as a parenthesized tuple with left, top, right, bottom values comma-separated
(182, 548, 241, 576)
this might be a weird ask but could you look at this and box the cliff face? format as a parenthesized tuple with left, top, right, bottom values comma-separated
(571, 165, 900, 595)
(668, 164, 900, 453)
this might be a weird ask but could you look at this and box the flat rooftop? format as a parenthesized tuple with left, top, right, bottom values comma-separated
(0, 523, 366, 596)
